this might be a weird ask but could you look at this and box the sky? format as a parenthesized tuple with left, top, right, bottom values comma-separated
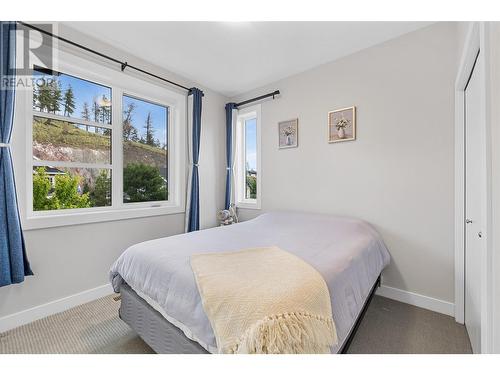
(245, 118, 257, 171)
(123, 95, 168, 147)
(34, 69, 110, 121)
(34, 69, 168, 146)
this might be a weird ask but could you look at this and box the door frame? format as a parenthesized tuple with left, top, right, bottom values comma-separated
(454, 22, 493, 353)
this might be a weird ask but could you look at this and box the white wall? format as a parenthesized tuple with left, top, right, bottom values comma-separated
(233, 23, 459, 304)
(0, 24, 227, 321)
(457, 22, 473, 60)
(488, 21, 500, 354)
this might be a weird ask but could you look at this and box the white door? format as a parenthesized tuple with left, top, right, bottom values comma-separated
(464, 52, 483, 354)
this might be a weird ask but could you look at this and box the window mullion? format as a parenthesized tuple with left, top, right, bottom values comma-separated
(32, 111, 113, 130)
(112, 87, 123, 210)
(32, 160, 111, 170)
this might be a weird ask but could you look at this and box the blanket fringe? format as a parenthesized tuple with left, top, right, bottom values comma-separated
(229, 312, 338, 354)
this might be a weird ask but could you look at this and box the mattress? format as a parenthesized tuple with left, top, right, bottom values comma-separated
(110, 211, 390, 353)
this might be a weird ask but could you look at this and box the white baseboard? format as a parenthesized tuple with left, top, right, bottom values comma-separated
(0, 283, 114, 333)
(376, 284, 455, 317)
(0, 282, 455, 333)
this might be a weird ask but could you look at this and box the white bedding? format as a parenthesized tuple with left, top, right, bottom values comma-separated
(110, 211, 390, 353)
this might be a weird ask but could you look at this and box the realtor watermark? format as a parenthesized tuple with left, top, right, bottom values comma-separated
(1, 23, 58, 90)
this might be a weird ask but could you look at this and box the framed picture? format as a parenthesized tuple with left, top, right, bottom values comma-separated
(278, 118, 298, 149)
(328, 106, 356, 143)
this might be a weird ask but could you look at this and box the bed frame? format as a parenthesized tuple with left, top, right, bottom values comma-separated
(118, 275, 381, 354)
(339, 275, 381, 353)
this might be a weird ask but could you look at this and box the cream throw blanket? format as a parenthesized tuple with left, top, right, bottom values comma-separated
(190, 246, 337, 354)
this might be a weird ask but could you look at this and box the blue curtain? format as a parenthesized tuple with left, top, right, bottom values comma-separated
(224, 103, 237, 210)
(186, 88, 203, 232)
(0, 21, 33, 287)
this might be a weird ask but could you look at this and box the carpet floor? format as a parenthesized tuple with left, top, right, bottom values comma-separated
(0, 294, 471, 354)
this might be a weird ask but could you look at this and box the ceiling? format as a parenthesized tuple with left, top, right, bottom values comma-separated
(63, 22, 433, 97)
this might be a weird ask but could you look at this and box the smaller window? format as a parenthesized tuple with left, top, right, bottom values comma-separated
(235, 105, 261, 209)
(122, 95, 169, 204)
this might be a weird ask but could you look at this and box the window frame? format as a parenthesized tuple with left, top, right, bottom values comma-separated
(13, 33, 187, 230)
(235, 104, 261, 209)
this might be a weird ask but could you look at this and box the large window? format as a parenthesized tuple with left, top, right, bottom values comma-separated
(235, 105, 261, 209)
(17, 42, 187, 229)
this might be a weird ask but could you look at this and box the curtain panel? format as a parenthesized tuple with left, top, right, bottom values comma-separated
(185, 88, 203, 232)
(224, 103, 237, 210)
(0, 21, 33, 287)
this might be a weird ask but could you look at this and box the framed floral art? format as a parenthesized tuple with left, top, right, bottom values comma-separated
(328, 106, 356, 143)
(278, 118, 298, 149)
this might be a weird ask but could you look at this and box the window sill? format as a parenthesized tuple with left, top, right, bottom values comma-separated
(22, 205, 185, 231)
(236, 201, 261, 210)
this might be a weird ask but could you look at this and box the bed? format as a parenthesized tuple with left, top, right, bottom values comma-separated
(110, 211, 390, 354)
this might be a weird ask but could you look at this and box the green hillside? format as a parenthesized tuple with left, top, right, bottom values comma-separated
(33, 117, 167, 167)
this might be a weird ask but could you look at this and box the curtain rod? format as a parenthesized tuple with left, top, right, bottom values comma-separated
(18, 22, 197, 94)
(235, 90, 280, 108)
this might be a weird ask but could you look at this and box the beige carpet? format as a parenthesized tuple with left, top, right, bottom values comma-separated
(347, 296, 472, 354)
(0, 294, 471, 354)
(0, 295, 154, 354)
